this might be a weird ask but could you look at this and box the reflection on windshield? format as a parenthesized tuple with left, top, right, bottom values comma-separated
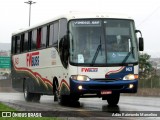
(69, 19, 138, 66)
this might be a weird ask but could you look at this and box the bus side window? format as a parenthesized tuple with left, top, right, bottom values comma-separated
(24, 32, 28, 52)
(31, 29, 37, 50)
(59, 19, 67, 41)
(16, 35, 21, 54)
(21, 34, 24, 52)
(46, 25, 50, 47)
(11, 36, 16, 54)
(49, 24, 54, 46)
(53, 22, 59, 47)
(41, 26, 47, 48)
(49, 21, 59, 47)
(37, 28, 41, 49)
(28, 31, 32, 51)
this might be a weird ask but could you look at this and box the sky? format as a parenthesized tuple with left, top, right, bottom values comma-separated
(0, 0, 160, 57)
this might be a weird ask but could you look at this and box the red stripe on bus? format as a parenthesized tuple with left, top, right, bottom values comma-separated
(12, 59, 53, 87)
(58, 79, 70, 91)
(106, 66, 125, 75)
(32, 51, 39, 56)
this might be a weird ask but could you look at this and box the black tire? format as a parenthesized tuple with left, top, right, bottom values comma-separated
(70, 94, 79, 102)
(53, 79, 59, 102)
(107, 93, 120, 106)
(54, 91, 58, 102)
(24, 81, 41, 102)
(59, 95, 70, 105)
(59, 94, 79, 105)
(53, 79, 79, 105)
(32, 93, 41, 102)
(24, 83, 34, 102)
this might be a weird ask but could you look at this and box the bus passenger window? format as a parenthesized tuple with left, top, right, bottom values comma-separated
(16, 36, 21, 54)
(53, 22, 59, 46)
(46, 25, 50, 47)
(49, 24, 54, 46)
(32, 29, 37, 50)
(24, 32, 28, 52)
(21, 34, 24, 52)
(37, 28, 41, 49)
(41, 26, 47, 48)
(11, 36, 16, 54)
(49, 22, 59, 47)
(28, 31, 32, 51)
(59, 19, 67, 40)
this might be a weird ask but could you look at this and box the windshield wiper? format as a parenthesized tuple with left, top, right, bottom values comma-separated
(91, 37, 102, 66)
(122, 47, 135, 63)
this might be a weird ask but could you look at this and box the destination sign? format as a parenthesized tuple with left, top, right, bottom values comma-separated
(73, 20, 101, 27)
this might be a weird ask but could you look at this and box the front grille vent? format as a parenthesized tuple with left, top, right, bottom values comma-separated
(92, 78, 121, 82)
(89, 85, 124, 90)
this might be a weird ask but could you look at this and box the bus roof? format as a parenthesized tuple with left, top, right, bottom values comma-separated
(12, 12, 132, 35)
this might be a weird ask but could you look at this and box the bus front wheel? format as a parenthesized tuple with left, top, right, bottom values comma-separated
(59, 94, 79, 105)
(53, 78, 59, 102)
(53, 79, 68, 105)
(59, 95, 70, 105)
(106, 93, 120, 106)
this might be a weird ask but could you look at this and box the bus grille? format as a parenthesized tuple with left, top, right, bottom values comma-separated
(89, 85, 124, 90)
(92, 78, 120, 82)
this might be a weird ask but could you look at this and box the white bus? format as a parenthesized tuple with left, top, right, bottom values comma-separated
(11, 12, 144, 105)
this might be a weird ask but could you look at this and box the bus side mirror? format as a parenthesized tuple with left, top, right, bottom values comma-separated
(135, 30, 144, 51)
(59, 35, 69, 69)
(63, 35, 69, 50)
(139, 37, 144, 51)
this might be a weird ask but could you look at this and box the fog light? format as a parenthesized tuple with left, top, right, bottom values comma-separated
(129, 84, 134, 89)
(78, 85, 83, 90)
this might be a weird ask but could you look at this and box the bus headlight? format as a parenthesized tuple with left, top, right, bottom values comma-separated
(71, 75, 90, 81)
(123, 74, 138, 80)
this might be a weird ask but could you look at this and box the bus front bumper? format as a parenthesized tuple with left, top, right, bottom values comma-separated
(70, 78, 138, 96)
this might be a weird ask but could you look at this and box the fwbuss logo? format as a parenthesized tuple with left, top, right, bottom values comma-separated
(26, 52, 39, 67)
(81, 68, 98, 72)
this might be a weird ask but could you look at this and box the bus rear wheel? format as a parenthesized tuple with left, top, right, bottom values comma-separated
(32, 94, 41, 102)
(24, 84, 33, 102)
(106, 93, 120, 106)
(24, 82, 41, 102)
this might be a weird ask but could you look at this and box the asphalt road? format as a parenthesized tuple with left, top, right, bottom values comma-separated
(0, 92, 160, 119)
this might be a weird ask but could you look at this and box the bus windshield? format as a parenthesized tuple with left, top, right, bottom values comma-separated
(69, 19, 138, 66)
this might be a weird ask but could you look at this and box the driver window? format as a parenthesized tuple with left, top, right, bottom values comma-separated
(107, 35, 130, 52)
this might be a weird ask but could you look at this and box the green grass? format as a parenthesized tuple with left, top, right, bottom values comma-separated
(0, 102, 60, 120)
(0, 103, 16, 111)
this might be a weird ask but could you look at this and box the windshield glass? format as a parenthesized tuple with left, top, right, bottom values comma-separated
(69, 19, 138, 66)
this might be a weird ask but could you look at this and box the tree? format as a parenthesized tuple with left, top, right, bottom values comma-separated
(139, 53, 154, 88)
(139, 53, 153, 74)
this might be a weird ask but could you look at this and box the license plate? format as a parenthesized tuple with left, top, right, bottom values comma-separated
(101, 90, 112, 95)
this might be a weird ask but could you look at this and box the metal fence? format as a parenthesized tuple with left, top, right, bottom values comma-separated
(139, 74, 160, 88)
